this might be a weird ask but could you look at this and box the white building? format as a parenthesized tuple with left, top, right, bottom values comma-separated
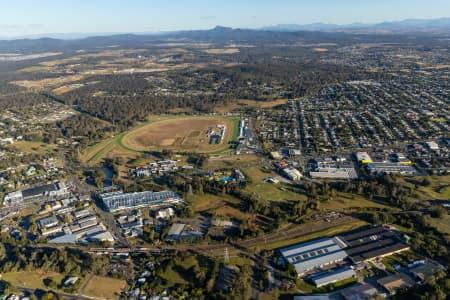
(283, 167, 303, 181)
(426, 141, 439, 151)
(279, 237, 348, 276)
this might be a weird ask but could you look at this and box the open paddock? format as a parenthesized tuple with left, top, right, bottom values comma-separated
(312, 47, 329, 52)
(80, 275, 126, 300)
(203, 48, 240, 54)
(1, 270, 65, 291)
(212, 98, 289, 113)
(12, 74, 84, 89)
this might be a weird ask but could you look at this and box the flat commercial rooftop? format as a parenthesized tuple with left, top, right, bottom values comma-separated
(22, 183, 57, 198)
(337, 226, 409, 263)
(311, 267, 356, 287)
(279, 237, 348, 275)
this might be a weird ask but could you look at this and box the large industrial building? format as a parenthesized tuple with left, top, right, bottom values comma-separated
(278, 237, 348, 276)
(366, 162, 417, 176)
(309, 157, 358, 179)
(99, 190, 182, 212)
(3, 181, 69, 207)
(311, 267, 356, 287)
(336, 226, 410, 264)
(279, 226, 410, 277)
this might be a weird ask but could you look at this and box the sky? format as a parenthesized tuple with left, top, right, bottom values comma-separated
(0, 0, 449, 37)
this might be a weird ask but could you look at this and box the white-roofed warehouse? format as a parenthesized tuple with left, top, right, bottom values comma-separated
(279, 237, 348, 276)
(311, 267, 356, 287)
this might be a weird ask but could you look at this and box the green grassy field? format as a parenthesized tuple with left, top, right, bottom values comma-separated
(259, 220, 367, 251)
(8, 141, 58, 155)
(284, 276, 357, 296)
(326, 192, 394, 211)
(427, 215, 450, 234)
(80, 131, 132, 165)
(204, 154, 260, 170)
(1, 270, 65, 291)
(159, 255, 200, 288)
(242, 167, 307, 202)
(402, 175, 450, 200)
(187, 193, 252, 221)
(80, 275, 126, 300)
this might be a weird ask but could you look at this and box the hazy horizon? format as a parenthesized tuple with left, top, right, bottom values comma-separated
(1, 0, 449, 38)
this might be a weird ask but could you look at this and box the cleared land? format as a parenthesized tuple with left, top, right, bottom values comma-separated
(121, 116, 236, 153)
(1, 270, 65, 291)
(213, 99, 289, 113)
(312, 47, 329, 52)
(188, 193, 251, 221)
(12, 75, 84, 89)
(428, 215, 450, 235)
(242, 167, 307, 202)
(204, 154, 260, 170)
(204, 48, 240, 54)
(403, 175, 450, 200)
(52, 85, 84, 95)
(80, 275, 126, 300)
(9, 141, 57, 155)
(259, 219, 367, 251)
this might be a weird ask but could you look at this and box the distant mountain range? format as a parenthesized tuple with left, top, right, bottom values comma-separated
(0, 18, 449, 54)
(261, 17, 450, 32)
(1, 17, 449, 41)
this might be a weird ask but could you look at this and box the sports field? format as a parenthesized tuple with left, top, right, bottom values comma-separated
(121, 116, 236, 152)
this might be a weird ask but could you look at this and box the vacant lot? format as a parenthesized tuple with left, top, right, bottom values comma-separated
(204, 154, 260, 170)
(52, 85, 83, 95)
(312, 47, 329, 52)
(428, 215, 450, 235)
(242, 167, 307, 202)
(403, 175, 450, 200)
(121, 116, 236, 153)
(12, 74, 84, 89)
(80, 275, 126, 300)
(188, 193, 251, 221)
(9, 141, 57, 155)
(204, 48, 240, 54)
(1, 270, 65, 290)
(213, 98, 289, 113)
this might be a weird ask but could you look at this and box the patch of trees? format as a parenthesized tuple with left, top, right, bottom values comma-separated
(0, 92, 50, 110)
(393, 270, 449, 300)
(134, 251, 219, 299)
(55, 113, 114, 143)
(0, 240, 109, 278)
(333, 174, 418, 210)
